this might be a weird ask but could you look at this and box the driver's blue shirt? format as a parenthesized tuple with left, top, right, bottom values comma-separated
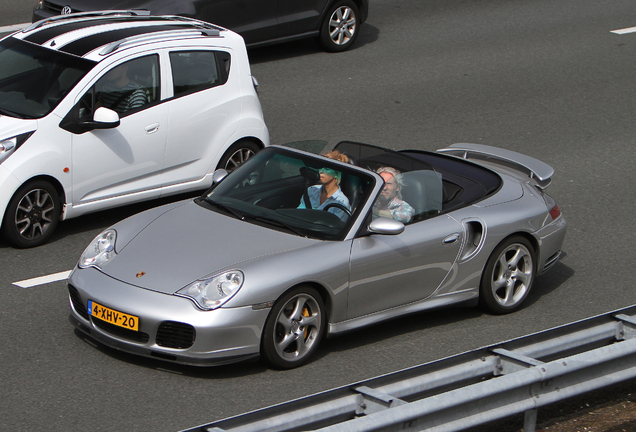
(298, 185, 351, 221)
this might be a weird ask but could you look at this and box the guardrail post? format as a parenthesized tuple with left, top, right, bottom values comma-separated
(523, 409, 538, 432)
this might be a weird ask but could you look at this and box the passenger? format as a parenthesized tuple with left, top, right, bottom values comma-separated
(297, 151, 351, 221)
(374, 166, 415, 223)
(322, 150, 351, 164)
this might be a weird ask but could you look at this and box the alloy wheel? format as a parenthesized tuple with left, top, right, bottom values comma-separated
(273, 293, 322, 362)
(15, 188, 56, 241)
(328, 6, 357, 47)
(489, 243, 534, 308)
(224, 147, 256, 172)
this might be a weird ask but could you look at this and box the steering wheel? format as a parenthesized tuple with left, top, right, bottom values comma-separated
(322, 203, 352, 217)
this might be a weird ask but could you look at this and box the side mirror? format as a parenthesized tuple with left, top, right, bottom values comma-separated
(212, 169, 229, 183)
(91, 107, 120, 128)
(368, 217, 405, 235)
(60, 105, 121, 134)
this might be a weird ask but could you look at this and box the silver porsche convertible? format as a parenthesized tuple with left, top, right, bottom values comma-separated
(67, 141, 567, 369)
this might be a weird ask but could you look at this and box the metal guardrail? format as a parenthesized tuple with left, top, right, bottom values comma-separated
(182, 305, 636, 432)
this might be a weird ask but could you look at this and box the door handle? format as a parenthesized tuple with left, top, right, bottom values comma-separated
(443, 233, 460, 244)
(145, 123, 159, 134)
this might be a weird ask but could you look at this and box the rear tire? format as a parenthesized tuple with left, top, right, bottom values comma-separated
(2, 180, 60, 248)
(479, 236, 536, 314)
(318, 0, 361, 52)
(216, 140, 260, 172)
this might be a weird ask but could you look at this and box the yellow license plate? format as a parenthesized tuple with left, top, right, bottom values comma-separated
(88, 300, 139, 331)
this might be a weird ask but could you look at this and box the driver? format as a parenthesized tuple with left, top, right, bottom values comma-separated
(297, 153, 351, 221)
(373, 166, 415, 223)
(96, 62, 147, 115)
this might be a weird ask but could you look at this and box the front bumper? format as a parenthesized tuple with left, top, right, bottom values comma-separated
(68, 267, 268, 366)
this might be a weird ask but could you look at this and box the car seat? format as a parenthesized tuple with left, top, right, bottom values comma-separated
(400, 170, 443, 222)
(340, 174, 362, 213)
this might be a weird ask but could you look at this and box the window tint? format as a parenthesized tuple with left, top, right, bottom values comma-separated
(81, 55, 159, 118)
(0, 37, 94, 118)
(250, 153, 306, 183)
(202, 148, 374, 241)
(170, 50, 230, 96)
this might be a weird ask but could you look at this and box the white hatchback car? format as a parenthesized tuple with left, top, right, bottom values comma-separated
(0, 11, 269, 248)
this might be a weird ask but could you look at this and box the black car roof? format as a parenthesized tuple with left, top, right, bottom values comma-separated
(332, 141, 502, 213)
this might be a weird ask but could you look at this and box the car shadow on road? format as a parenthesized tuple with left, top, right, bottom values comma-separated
(72, 328, 269, 377)
(247, 24, 379, 64)
(524, 259, 574, 309)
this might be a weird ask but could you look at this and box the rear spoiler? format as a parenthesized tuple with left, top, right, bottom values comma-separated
(437, 143, 554, 189)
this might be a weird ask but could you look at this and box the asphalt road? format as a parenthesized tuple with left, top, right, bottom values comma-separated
(2, 0, 636, 431)
(0, 0, 29, 27)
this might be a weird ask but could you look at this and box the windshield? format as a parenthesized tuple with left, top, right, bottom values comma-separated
(0, 37, 96, 119)
(200, 147, 375, 240)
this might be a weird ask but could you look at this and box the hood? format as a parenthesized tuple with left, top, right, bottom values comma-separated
(102, 200, 316, 293)
(0, 116, 37, 141)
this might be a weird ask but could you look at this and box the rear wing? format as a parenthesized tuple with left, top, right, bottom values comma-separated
(437, 143, 554, 189)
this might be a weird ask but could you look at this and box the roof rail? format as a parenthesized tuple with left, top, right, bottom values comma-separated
(23, 9, 152, 33)
(98, 28, 221, 56)
(159, 14, 225, 30)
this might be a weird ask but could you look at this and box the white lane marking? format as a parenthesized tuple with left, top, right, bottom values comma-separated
(13, 270, 72, 288)
(0, 23, 29, 34)
(611, 27, 636, 35)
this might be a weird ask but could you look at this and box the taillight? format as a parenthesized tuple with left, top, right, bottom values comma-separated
(549, 204, 561, 220)
(542, 192, 561, 220)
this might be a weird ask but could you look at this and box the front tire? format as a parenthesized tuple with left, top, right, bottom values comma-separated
(479, 236, 536, 314)
(216, 140, 260, 172)
(318, 0, 361, 52)
(2, 180, 61, 248)
(261, 286, 325, 369)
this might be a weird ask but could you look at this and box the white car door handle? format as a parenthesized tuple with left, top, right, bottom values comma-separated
(145, 123, 160, 134)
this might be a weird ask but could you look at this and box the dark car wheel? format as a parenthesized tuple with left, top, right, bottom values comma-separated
(216, 140, 260, 172)
(2, 180, 60, 248)
(318, 0, 360, 52)
(261, 286, 325, 369)
(479, 236, 536, 314)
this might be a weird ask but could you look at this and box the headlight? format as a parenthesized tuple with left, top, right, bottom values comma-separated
(79, 229, 117, 269)
(0, 138, 15, 153)
(177, 270, 244, 310)
(0, 132, 34, 164)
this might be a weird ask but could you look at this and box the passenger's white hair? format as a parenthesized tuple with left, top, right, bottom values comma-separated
(376, 166, 404, 198)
